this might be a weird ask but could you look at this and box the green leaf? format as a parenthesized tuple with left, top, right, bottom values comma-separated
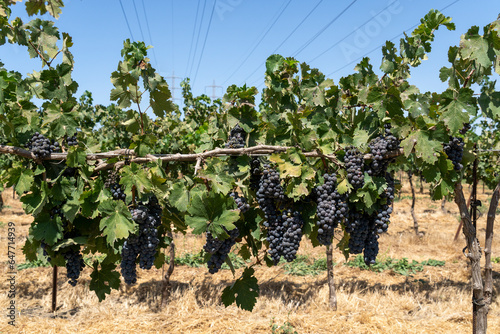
(266, 54, 285, 75)
(147, 76, 174, 118)
(62, 196, 80, 222)
(15, 169, 34, 195)
(20, 181, 49, 216)
(120, 163, 153, 195)
(460, 26, 492, 68)
(186, 191, 239, 235)
(169, 182, 189, 212)
(98, 200, 135, 245)
(52, 236, 87, 251)
(400, 130, 442, 164)
(66, 147, 86, 167)
(221, 267, 259, 311)
(89, 262, 121, 302)
(197, 159, 235, 194)
(31, 214, 63, 245)
(439, 89, 476, 134)
(25, 0, 64, 18)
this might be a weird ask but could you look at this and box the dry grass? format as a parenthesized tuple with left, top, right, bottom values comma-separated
(0, 181, 499, 334)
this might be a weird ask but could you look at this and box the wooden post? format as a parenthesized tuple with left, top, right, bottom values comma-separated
(408, 171, 419, 235)
(326, 244, 337, 310)
(482, 180, 500, 333)
(52, 265, 57, 313)
(161, 231, 176, 308)
(454, 183, 485, 334)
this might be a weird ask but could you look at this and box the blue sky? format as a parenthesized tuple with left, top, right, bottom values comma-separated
(1, 0, 499, 114)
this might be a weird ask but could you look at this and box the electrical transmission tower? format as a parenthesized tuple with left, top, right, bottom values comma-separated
(165, 71, 182, 101)
(205, 80, 223, 99)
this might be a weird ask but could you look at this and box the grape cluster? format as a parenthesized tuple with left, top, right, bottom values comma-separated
(104, 170, 126, 201)
(373, 204, 392, 234)
(121, 239, 138, 285)
(344, 147, 364, 190)
(25, 132, 60, 159)
(230, 191, 250, 213)
(64, 248, 85, 286)
(363, 228, 379, 265)
(66, 134, 78, 147)
(443, 136, 464, 171)
(249, 157, 262, 191)
(459, 123, 471, 135)
(50, 206, 64, 220)
(263, 206, 285, 264)
(120, 199, 162, 285)
(384, 124, 400, 151)
(313, 173, 348, 246)
(367, 125, 400, 176)
(382, 172, 395, 203)
(254, 163, 306, 263)
(204, 230, 225, 254)
(225, 124, 246, 149)
(345, 210, 370, 254)
(41, 242, 51, 262)
(280, 209, 304, 262)
(205, 226, 239, 274)
(257, 164, 285, 200)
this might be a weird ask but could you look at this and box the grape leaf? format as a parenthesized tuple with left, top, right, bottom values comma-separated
(439, 88, 476, 134)
(15, 169, 34, 195)
(31, 213, 63, 245)
(52, 236, 87, 251)
(169, 182, 189, 212)
(186, 191, 239, 236)
(89, 262, 121, 302)
(460, 26, 492, 68)
(221, 267, 259, 311)
(98, 200, 135, 245)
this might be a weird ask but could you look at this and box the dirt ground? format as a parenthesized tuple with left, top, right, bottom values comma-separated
(0, 179, 499, 334)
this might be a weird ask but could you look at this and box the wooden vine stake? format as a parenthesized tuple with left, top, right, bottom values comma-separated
(408, 171, 419, 235)
(160, 231, 176, 308)
(51, 265, 58, 313)
(483, 180, 500, 333)
(454, 182, 485, 334)
(326, 244, 337, 310)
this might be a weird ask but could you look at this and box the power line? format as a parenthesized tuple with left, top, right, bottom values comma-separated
(132, 0, 146, 42)
(273, 0, 324, 54)
(222, 0, 293, 86)
(292, 0, 358, 57)
(140, 0, 159, 69)
(327, 0, 461, 77)
(171, 0, 175, 71)
(189, 0, 208, 78)
(308, 0, 397, 64)
(118, 0, 134, 41)
(193, 0, 217, 86)
(241, 0, 325, 85)
(185, 0, 202, 76)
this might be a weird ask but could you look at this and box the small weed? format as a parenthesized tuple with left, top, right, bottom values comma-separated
(221, 252, 250, 269)
(492, 257, 500, 264)
(283, 255, 329, 276)
(345, 255, 445, 275)
(421, 259, 445, 267)
(170, 251, 249, 269)
(172, 252, 205, 267)
(270, 318, 298, 334)
(17, 259, 51, 270)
